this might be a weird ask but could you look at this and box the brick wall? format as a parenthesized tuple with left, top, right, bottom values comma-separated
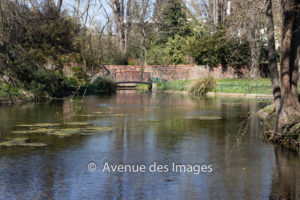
(64, 64, 273, 80)
(104, 65, 252, 81)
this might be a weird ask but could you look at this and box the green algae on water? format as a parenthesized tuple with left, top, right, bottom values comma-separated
(81, 126, 113, 135)
(138, 119, 159, 122)
(182, 116, 223, 120)
(49, 128, 82, 136)
(64, 122, 92, 126)
(0, 138, 46, 147)
(12, 128, 55, 134)
(16, 123, 61, 127)
(93, 111, 114, 114)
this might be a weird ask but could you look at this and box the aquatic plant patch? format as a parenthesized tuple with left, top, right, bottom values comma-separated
(138, 119, 159, 122)
(182, 116, 223, 120)
(0, 138, 46, 147)
(16, 123, 61, 127)
(64, 122, 92, 126)
(12, 128, 55, 134)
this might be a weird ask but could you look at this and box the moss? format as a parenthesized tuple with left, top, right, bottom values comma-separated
(262, 105, 275, 115)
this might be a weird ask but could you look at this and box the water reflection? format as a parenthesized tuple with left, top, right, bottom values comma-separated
(0, 91, 299, 200)
(270, 147, 300, 200)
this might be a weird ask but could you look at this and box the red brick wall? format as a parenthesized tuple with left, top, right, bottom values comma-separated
(64, 64, 274, 80)
(104, 65, 252, 81)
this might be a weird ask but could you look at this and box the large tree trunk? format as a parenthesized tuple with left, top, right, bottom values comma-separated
(265, 0, 281, 113)
(276, 0, 300, 135)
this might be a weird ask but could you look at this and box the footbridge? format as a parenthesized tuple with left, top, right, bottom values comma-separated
(111, 70, 153, 90)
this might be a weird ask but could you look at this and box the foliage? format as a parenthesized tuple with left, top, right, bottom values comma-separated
(87, 76, 116, 93)
(187, 29, 251, 67)
(0, 1, 80, 99)
(64, 77, 80, 87)
(0, 82, 20, 98)
(28, 69, 66, 99)
(188, 76, 216, 97)
(71, 65, 88, 84)
(147, 35, 191, 65)
(156, 0, 191, 43)
(146, 23, 250, 67)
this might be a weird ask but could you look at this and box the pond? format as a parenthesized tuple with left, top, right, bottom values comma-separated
(0, 91, 299, 199)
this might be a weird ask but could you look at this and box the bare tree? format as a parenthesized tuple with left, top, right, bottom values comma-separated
(226, 0, 264, 78)
(110, 0, 133, 56)
(129, 0, 151, 64)
(265, 0, 281, 113)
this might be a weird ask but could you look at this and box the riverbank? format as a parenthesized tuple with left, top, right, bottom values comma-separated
(0, 86, 35, 104)
(257, 105, 300, 152)
(158, 90, 273, 99)
(0, 75, 116, 104)
(138, 78, 274, 94)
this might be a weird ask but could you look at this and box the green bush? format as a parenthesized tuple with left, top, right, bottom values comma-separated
(87, 76, 116, 93)
(72, 65, 88, 83)
(28, 69, 66, 99)
(64, 77, 79, 87)
(147, 35, 191, 65)
(188, 76, 216, 97)
(187, 29, 250, 67)
(0, 82, 20, 98)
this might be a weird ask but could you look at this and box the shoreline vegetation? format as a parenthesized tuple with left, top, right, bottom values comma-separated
(258, 105, 300, 152)
(0, 75, 117, 104)
(138, 78, 273, 95)
(1, 77, 274, 104)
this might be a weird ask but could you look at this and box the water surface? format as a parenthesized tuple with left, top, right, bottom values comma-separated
(0, 91, 299, 200)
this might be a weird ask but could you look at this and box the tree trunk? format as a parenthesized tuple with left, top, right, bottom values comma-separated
(265, 0, 281, 113)
(276, 0, 300, 135)
(111, 0, 132, 57)
(248, 10, 261, 79)
(249, 36, 261, 79)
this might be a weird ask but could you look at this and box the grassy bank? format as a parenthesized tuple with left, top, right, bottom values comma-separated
(138, 78, 273, 94)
